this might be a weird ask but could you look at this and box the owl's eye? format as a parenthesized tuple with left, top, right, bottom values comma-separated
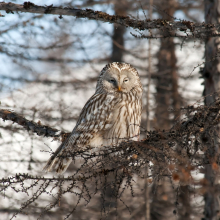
(109, 79, 116, 83)
(124, 78, 129, 83)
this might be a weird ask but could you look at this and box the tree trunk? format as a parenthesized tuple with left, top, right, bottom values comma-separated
(110, 2, 127, 62)
(202, 1, 220, 219)
(154, 0, 180, 130)
(152, 1, 190, 220)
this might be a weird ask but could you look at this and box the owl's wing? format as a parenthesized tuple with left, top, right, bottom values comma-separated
(43, 93, 116, 173)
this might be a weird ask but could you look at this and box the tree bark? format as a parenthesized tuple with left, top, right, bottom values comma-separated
(110, 2, 127, 62)
(155, 0, 179, 130)
(203, 1, 220, 219)
(152, 1, 190, 220)
(152, 1, 177, 219)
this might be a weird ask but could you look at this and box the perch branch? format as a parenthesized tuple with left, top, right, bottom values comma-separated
(0, 109, 61, 137)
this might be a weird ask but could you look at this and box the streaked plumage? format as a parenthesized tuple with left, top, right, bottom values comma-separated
(43, 62, 143, 173)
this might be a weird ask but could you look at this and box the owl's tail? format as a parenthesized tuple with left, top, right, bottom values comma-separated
(43, 141, 72, 174)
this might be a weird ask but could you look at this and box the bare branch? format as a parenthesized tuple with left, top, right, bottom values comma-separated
(0, 2, 218, 39)
(1, 98, 220, 218)
(0, 109, 60, 137)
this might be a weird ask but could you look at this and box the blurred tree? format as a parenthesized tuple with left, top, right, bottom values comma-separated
(202, 0, 220, 219)
(151, 1, 179, 219)
(0, 1, 218, 220)
(110, 1, 127, 62)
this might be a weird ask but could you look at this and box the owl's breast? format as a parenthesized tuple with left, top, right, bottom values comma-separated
(102, 92, 142, 146)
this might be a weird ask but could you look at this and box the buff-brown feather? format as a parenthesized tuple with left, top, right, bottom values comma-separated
(43, 62, 143, 174)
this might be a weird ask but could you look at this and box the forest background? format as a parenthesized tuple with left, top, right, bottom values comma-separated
(0, 0, 219, 220)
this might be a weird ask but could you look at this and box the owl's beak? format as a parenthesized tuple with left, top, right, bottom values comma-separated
(118, 86, 121, 92)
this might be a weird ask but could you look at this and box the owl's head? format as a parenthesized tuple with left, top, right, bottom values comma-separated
(96, 62, 142, 94)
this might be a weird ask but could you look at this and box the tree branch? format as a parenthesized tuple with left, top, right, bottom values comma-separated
(0, 2, 219, 39)
(0, 109, 61, 137)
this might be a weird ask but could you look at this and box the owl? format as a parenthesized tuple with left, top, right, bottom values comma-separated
(43, 62, 143, 173)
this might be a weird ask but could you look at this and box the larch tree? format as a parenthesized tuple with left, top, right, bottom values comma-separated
(0, 1, 219, 220)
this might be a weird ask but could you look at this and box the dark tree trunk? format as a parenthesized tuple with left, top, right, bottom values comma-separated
(110, 2, 127, 63)
(154, 0, 180, 130)
(202, 1, 220, 219)
(155, 37, 180, 129)
(152, 1, 189, 220)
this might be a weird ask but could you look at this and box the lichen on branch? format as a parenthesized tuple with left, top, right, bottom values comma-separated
(0, 2, 219, 39)
(0, 109, 60, 137)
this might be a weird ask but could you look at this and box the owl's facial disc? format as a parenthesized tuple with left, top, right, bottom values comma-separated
(102, 68, 137, 93)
